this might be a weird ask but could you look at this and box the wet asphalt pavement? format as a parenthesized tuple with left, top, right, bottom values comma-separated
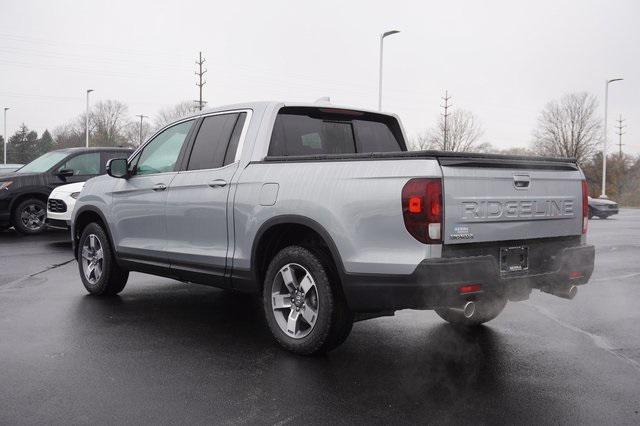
(0, 212, 639, 425)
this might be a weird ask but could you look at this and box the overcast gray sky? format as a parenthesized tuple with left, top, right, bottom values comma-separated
(1, 0, 638, 153)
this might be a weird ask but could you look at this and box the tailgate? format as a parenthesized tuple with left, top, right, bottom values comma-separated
(440, 159, 583, 245)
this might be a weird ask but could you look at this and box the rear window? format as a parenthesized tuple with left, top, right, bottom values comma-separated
(268, 107, 405, 156)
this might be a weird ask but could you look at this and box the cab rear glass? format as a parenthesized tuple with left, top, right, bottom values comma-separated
(268, 107, 406, 156)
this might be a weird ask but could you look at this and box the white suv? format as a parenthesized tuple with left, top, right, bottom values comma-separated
(46, 182, 85, 229)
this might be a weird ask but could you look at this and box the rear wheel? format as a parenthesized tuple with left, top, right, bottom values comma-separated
(12, 198, 47, 235)
(435, 296, 507, 327)
(263, 245, 353, 355)
(78, 223, 128, 296)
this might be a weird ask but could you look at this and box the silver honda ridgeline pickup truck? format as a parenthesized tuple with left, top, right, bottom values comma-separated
(71, 101, 594, 355)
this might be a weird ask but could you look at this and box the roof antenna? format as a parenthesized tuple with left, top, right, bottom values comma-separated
(314, 96, 331, 104)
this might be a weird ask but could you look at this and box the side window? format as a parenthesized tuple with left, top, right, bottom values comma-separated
(186, 114, 239, 171)
(58, 153, 101, 175)
(135, 120, 193, 176)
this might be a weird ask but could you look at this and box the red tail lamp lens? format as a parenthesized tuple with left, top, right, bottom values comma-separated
(408, 197, 422, 213)
(401, 178, 443, 244)
(460, 284, 482, 294)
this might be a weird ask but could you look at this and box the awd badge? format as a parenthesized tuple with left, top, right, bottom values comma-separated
(450, 225, 474, 240)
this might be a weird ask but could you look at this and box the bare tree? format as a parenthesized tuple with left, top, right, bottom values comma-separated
(90, 100, 131, 147)
(154, 101, 196, 129)
(531, 92, 601, 165)
(412, 109, 485, 152)
(123, 119, 153, 147)
(53, 121, 85, 148)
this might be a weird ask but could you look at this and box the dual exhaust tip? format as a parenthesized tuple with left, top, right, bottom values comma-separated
(451, 285, 578, 318)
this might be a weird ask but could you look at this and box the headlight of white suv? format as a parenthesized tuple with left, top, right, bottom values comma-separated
(70, 192, 80, 199)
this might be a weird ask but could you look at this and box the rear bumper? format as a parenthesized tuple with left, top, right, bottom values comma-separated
(342, 244, 595, 312)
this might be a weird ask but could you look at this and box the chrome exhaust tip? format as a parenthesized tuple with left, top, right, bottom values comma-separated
(450, 301, 476, 318)
(557, 285, 578, 300)
(463, 301, 476, 318)
(543, 284, 578, 300)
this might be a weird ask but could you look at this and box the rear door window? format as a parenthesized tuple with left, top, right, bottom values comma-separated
(268, 107, 405, 156)
(186, 113, 240, 171)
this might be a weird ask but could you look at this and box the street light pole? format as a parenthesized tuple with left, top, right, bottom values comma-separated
(3, 107, 8, 164)
(601, 78, 623, 198)
(136, 114, 148, 146)
(86, 89, 94, 148)
(378, 30, 400, 111)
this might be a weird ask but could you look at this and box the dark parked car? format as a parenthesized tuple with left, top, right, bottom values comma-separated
(588, 196, 619, 219)
(0, 147, 132, 234)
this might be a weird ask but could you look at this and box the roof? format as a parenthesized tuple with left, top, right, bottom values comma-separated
(178, 100, 397, 122)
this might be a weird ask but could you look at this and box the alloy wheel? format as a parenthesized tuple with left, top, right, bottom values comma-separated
(81, 234, 104, 284)
(271, 263, 319, 339)
(20, 203, 45, 231)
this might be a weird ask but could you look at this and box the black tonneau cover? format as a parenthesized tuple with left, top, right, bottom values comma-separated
(264, 150, 578, 171)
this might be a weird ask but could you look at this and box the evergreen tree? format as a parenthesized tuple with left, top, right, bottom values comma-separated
(7, 124, 39, 164)
(36, 129, 55, 157)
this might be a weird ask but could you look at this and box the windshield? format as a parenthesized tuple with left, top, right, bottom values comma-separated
(16, 151, 69, 174)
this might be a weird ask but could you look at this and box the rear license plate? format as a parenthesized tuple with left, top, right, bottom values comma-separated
(500, 246, 529, 274)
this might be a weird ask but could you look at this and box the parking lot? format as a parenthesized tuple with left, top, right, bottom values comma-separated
(0, 211, 639, 424)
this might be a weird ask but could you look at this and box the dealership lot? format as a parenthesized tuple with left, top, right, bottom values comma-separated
(1, 211, 639, 424)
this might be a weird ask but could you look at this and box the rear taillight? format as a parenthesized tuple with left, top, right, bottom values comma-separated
(402, 178, 443, 244)
(582, 180, 589, 234)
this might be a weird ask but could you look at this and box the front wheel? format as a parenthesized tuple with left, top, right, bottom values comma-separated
(263, 246, 353, 355)
(12, 198, 47, 235)
(435, 296, 507, 327)
(78, 223, 129, 296)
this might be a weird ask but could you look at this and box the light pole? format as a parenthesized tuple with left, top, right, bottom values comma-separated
(3, 107, 8, 164)
(86, 89, 94, 148)
(601, 78, 623, 198)
(136, 114, 148, 146)
(378, 30, 400, 111)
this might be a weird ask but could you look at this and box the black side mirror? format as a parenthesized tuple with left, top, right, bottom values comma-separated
(107, 158, 129, 179)
(57, 169, 75, 179)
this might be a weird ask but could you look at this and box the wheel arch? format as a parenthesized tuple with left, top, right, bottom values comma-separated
(73, 205, 115, 259)
(9, 191, 49, 221)
(250, 215, 346, 291)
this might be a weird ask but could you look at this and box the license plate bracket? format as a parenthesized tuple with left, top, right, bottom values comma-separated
(500, 246, 529, 274)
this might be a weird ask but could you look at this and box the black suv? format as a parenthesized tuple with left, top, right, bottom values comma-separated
(0, 147, 132, 235)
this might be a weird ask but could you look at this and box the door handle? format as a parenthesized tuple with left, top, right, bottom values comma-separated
(208, 179, 228, 188)
(152, 183, 167, 191)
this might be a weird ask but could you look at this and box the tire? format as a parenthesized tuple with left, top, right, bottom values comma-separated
(435, 296, 507, 327)
(12, 198, 47, 235)
(598, 215, 608, 220)
(263, 245, 353, 355)
(78, 222, 128, 296)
